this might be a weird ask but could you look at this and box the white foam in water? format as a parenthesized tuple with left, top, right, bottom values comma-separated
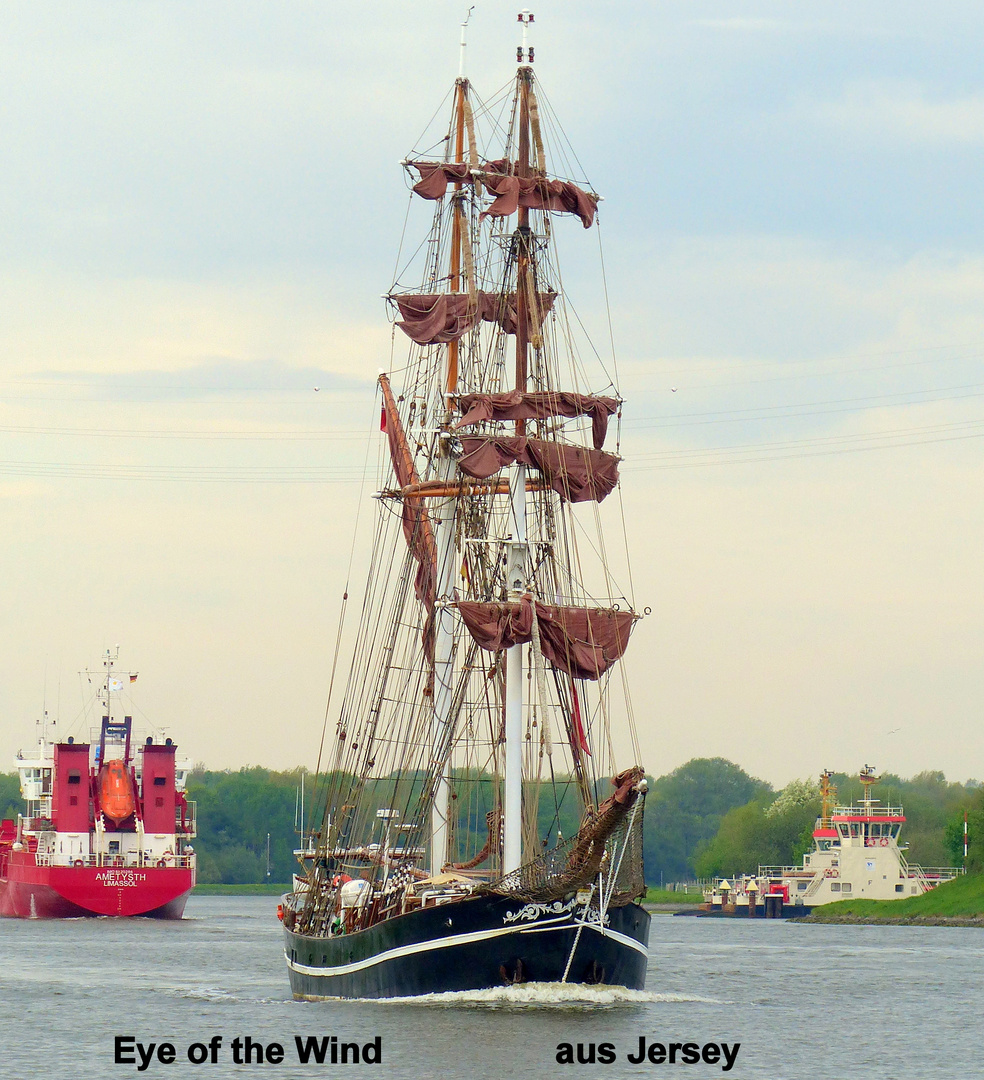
(356, 983, 723, 1008)
(156, 984, 244, 1003)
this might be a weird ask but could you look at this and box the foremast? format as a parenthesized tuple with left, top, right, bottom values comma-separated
(430, 20, 473, 875)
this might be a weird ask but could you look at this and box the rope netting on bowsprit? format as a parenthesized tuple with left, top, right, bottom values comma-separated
(479, 789, 646, 905)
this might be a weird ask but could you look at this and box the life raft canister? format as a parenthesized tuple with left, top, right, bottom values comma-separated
(98, 759, 135, 823)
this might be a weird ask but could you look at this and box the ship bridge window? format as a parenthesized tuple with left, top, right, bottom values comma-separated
(153, 776, 166, 786)
(68, 771, 81, 785)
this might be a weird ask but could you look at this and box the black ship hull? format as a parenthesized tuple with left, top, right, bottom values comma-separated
(284, 892, 650, 999)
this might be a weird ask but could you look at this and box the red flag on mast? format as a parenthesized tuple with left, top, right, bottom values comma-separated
(570, 680, 591, 756)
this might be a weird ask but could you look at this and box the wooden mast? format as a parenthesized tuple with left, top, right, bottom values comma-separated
(429, 40, 471, 875)
(446, 78, 467, 398)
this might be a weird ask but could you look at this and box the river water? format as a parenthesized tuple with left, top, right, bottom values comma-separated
(0, 896, 979, 1079)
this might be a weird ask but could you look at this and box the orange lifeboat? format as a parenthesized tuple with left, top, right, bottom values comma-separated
(98, 759, 135, 823)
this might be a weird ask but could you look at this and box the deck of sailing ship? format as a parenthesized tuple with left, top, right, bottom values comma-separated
(281, 11, 651, 999)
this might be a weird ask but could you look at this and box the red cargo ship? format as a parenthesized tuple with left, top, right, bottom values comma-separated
(0, 650, 196, 919)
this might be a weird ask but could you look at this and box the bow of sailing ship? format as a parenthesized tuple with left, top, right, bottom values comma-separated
(281, 12, 651, 999)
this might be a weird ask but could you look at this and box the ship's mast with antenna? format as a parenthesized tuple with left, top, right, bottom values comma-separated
(102, 646, 120, 722)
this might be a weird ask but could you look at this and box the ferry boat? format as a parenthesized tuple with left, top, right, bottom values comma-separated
(280, 11, 651, 998)
(0, 649, 197, 919)
(701, 767, 964, 917)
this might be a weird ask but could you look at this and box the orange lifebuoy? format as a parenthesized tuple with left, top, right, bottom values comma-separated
(880, 837, 889, 847)
(157, 859, 167, 868)
(74, 859, 84, 868)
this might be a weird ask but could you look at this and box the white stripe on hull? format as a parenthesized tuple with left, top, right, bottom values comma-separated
(285, 915, 647, 979)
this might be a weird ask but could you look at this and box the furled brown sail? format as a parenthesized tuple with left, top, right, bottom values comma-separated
(407, 160, 598, 229)
(393, 291, 557, 345)
(456, 435, 619, 503)
(408, 161, 474, 199)
(456, 596, 636, 680)
(479, 173, 598, 229)
(452, 390, 618, 450)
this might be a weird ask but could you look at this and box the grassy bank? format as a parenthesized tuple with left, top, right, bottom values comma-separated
(644, 887, 702, 905)
(806, 873, 984, 924)
(193, 883, 291, 896)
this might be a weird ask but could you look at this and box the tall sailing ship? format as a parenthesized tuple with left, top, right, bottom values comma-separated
(281, 12, 651, 998)
(0, 650, 196, 919)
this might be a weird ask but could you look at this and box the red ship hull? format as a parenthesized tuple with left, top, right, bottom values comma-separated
(0, 852, 193, 919)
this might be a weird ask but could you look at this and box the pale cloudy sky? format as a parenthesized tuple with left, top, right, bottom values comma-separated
(2, 1, 983, 787)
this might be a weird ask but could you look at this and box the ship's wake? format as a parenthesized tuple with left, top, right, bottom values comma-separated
(352, 984, 722, 1009)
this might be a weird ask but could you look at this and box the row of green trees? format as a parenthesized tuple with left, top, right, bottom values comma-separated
(0, 773, 21, 822)
(1, 759, 979, 883)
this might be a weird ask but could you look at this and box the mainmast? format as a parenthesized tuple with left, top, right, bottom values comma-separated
(503, 9, 535, 875)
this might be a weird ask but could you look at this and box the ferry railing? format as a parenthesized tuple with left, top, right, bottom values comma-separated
(831, 804, 904, 817)
(758, 864, 814, 878)
(899, 853, 964, 887)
